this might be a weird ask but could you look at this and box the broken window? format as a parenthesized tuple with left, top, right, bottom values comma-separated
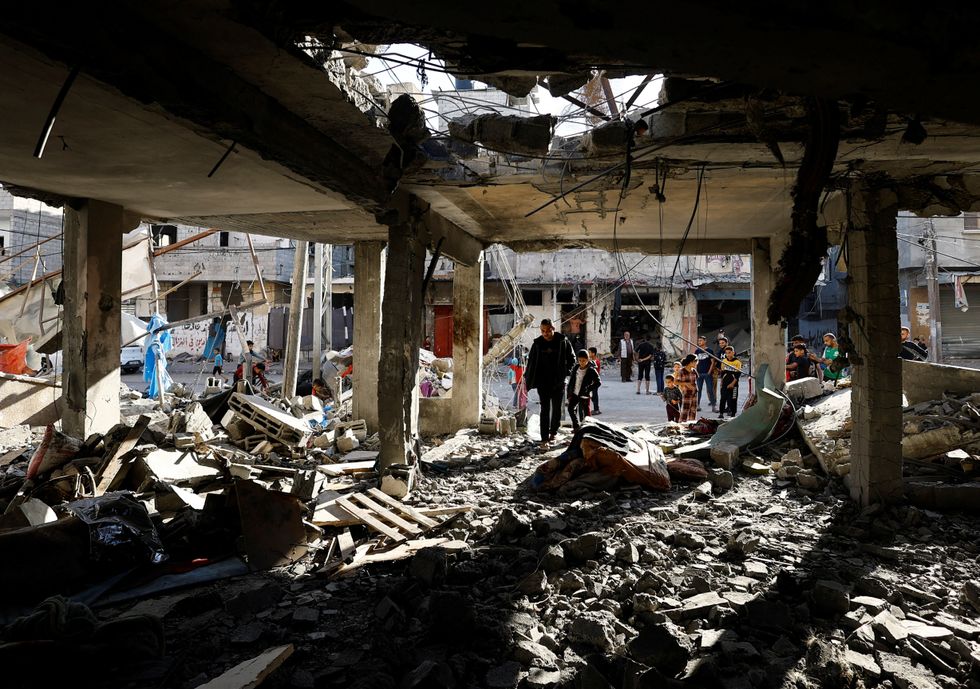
(0, 234, 4, 256)
(964, 212, 980, 232)
(521, 289, 543, 306)
(151, 224, 177, 247)
(219, 231, 229, 247)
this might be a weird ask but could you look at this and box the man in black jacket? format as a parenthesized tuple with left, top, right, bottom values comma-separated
(567, 349, 601, 433)
(524, 319, 575, 449)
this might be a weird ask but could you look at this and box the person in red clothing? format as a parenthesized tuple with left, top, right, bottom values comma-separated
(507, 357, 524, 407)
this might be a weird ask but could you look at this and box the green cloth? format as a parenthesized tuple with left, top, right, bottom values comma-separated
(821, 345, 844, 379)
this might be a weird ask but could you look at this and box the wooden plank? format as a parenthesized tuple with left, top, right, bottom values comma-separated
(330, 539, 468, 577)
(196, 643, 293, 689)
(95, 414, 150, 495)
(349, 493, 421, 534)
(336, 529, 355, 561)
(367, 488, 439, 528)
(335, 497, 405, 542)
(316, 460, 376, 477)
(418, 505, 474, 518)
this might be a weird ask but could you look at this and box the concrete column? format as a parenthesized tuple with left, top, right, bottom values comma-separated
(750, 236, 787, 388)
(449, 255, 484, 431)
(352, 241, 386, 432)
(378, 221, 425, 482)
(63, 201, 126, 438)
(281, 240, 308, 399)
(848, 186, 904, 505)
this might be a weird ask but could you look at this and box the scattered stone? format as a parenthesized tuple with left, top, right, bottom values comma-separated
(568, 611, 623, 652)
(666, 591, 726, 622)
(615, 542, 639, 564)
(409, 547, 448, 586)
(525, 667, 561, 688)
(512, 639, 559, 669)
(901, 620, 954, 642)
(708, 468, 734, 493)
(496, 507, 530, 538)
(517, 570, 548, 596)
(961, 580, 980, 614)
(850, 595, 888, 614)
(873, 610, 909, 644)
(812, 579, 851, 615)
(743, 561, 767, 579)
(627, 622, 693, 675)
(726, 530, 759, 557)
(540, 545, 566, 573)
(485, 660, 521, 689)
(563, 532, 603, 563)
(878, 651, 941, 689)
(673, 531, 706, 550)
(709, 442, 740, 470)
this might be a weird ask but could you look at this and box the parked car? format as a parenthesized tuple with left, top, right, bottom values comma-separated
(120, 345, 144, 374)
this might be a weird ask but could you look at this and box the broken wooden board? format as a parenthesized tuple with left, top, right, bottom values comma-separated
(312, 490, 472, 528)
(329, 538, 469, 577)
(316, 460, 376, 477)
(234, 480, 309, 571)
(196, 644, 294, 689)
(142, 447, 222, 486)
(95, 415, 150, 495)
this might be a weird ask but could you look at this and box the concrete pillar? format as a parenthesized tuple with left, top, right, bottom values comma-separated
(281, 240, 308, 399)
(750, 236, 787, 388)
(377, 221, 426, 482)
(62, 201, 127, 438)
(848, 186, 904, 505)
(449, 255, 484, 431)
(352, 241, 386, 432)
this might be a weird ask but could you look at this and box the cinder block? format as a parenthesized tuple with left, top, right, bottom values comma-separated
(785, 377, 823, 404)
(710, 442, 741, 470)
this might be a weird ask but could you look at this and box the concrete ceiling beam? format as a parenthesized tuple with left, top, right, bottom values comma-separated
(0, 4, 388, 211)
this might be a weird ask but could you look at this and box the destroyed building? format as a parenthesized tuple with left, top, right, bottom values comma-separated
(0, 3, 980, 689)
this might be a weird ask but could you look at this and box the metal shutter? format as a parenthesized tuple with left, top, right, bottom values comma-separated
(940, 284, 980, 359)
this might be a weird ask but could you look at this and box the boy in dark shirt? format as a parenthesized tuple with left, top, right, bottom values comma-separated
(786, 344, 813, 380)
(663, 374, 682, 422)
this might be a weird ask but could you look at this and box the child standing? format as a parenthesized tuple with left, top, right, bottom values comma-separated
(588, 347, 602, 414)
(212, 352, 224, 376)
(718, 346, 742, 419)
(663, 374, 682, 422)
(567, 349, 601, 432)
(507, 357, 524, 407)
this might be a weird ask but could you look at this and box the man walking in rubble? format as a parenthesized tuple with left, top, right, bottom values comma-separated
(524, 319, 575, 451)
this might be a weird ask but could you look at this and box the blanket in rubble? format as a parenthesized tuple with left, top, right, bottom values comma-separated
(527, 421, 706, 493)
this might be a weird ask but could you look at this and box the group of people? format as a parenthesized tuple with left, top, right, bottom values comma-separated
(619, 331, 744, 421)
(785, 332, 845, 384)
(210, 339, 270, 393)
(523, 319, 602, 450)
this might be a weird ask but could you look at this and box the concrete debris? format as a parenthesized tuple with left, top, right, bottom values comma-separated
(2, 387, 979, 689)
(448, 113, 556, 157)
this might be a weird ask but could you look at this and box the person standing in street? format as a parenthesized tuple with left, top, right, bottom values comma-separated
(588, 347, 602, 414)
(524, 319, 575, 451)
(653, 341, 667, 393)
(619, 331, 634, 382)
(694, 336, 717, 412)
(677, 354, 699, 423)
(567, 349, 601, 432)
(718, 346, 742, 419)
(634, 334, 655, 395)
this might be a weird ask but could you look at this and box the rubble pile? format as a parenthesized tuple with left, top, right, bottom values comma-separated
(1, 383, 979, 688)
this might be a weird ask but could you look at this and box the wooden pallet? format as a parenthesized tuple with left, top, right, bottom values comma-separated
(334, 488, 440, 543)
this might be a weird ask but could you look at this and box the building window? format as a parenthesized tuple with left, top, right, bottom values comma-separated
(521, 289, 543, 306)
(219, 232, 229, 247)
(151, 224, 177, 247)
(0, 235, 5, 256)
(964, 212, 980, 233)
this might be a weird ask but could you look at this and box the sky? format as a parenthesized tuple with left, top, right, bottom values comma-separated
(361, 44, 661, 138)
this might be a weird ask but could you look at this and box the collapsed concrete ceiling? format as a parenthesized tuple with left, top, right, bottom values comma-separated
(0, 0, 980, 264)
